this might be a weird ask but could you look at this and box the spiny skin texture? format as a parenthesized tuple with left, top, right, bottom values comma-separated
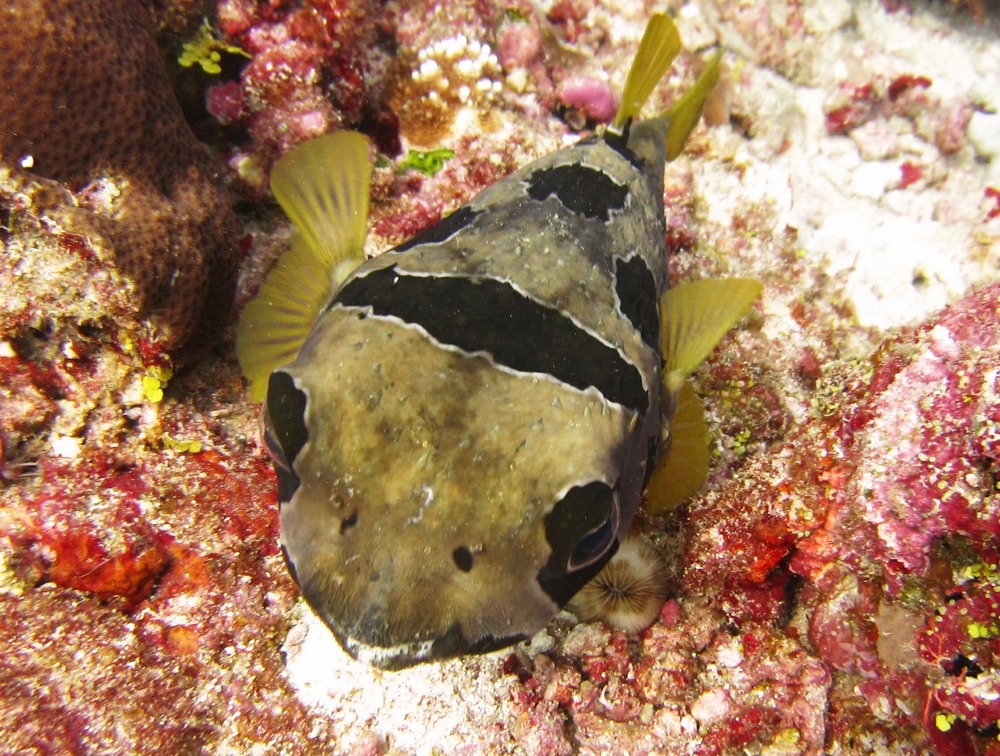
(0, 0, 238, 362)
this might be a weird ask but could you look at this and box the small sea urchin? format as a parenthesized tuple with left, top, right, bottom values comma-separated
(569, 536, 670, 634)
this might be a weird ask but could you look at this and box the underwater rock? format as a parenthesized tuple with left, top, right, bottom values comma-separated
(0, 0, 239, 364)
(214, 0, 398, 190)
(792, 283, 1000, 588)
(0, 356, 348, 753)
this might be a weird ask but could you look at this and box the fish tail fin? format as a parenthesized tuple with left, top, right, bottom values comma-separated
(661, 278, 762, 395)
(646, 380, 709, 514)
(610, 14, 722, 161)
(237, 131, 371, 401)
(610, 14, 681, 135)
(664, 49, 722, 160)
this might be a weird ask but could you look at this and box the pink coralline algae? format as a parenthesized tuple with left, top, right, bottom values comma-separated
(0, 354, 346, 753)
(498, 283, 1000, 754)
(786, 283, 1000, 751)
(793, 285, 1000, 589)
(496, 13, 543, 69)
(214, 0, 399, 191)
(824, 74, 971, 155)
(504, 603, 831, 755)
(558, 76, 619, 125)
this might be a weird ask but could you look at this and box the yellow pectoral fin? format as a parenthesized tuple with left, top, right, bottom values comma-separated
(237, 131, 372, 401)
(646, 380, 709, 514)
(664, 49, 723, 161)
(612, 14, 681, 133)
(270, 131, 372, 272)
(662, 278, 762, 384)
(237, 236, 333, 401)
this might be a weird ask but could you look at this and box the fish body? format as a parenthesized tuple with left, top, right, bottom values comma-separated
(239, 15, 759, 669)
(273, 122, 669, 667)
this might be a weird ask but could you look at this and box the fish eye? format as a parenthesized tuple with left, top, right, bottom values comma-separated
(567, 497, 620, 571)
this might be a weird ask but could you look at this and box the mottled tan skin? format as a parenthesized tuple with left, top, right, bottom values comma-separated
(282, 311, 628, 656)
(279, 118, 671, 665)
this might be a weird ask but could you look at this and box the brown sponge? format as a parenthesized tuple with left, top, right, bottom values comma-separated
(0, 0, 238, 363)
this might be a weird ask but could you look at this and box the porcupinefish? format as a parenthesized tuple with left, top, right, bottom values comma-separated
(237, 14, 761, 670)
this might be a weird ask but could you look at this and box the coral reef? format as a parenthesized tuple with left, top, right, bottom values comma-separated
(388, 33, 504, 145)
(211, 0, 400, 194)
(3, 0, 1000, 754)
(0, 356, 346, 754)
(0, 0, 239, 363)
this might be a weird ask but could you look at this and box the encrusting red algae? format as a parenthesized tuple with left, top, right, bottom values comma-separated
(2, 0, 1000, 754)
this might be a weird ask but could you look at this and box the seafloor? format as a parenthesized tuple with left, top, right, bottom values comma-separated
(2, 0, 1000, 754)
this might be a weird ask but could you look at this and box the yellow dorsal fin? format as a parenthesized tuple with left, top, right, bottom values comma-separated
(662, 279, 762, 395)
(611, 14, 681, 133)
(236, 131, 372, 401)
(664, 49, 722, 161)
(646, 380, 709, 514)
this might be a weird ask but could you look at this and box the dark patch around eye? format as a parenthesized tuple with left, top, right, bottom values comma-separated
(335, 266, 648, 413)
(340, 511, 358, 534)
(526, 164, 629, 221)
(267, 371, 308, 502)
(391, 205, 481, 253)
(275, 467, 302, 505)
(452, 546, 474, 572)
(615, 255, 661, 355)
(537, 481, 619, 606)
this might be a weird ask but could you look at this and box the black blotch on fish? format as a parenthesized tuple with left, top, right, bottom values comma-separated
(526, 164, 629, 222)
(275, 466, 301, 505)
(281, 544, 300, 586)
(602, 121, 645, 169)
(267, 370, 309, 502)
(335, 265, 649, 413)
(340, 511, 358, 534)
(421, 624, 527, 672)
(615, 255, 661, 354)
(452, 546, 474, 572)
(537, 480, 619, 605)
(391, 205, 481, 253)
